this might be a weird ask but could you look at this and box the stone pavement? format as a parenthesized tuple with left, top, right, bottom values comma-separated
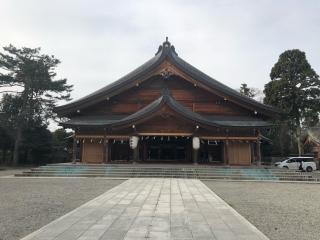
(21, 178, 269, 240)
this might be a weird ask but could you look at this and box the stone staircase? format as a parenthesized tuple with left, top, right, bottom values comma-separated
(15, 163, 320, 182)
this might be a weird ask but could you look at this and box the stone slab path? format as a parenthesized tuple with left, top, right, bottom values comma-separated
(21, 178, 269, 240)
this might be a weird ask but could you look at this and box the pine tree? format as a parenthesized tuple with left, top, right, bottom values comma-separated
(0, 45, 72, 164)
(239, 83, 256, 98)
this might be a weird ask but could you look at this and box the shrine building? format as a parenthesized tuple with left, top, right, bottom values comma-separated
(55, 39, 277, 165)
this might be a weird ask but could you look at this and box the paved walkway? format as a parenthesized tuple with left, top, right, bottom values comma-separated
(21, 179, 268, 240)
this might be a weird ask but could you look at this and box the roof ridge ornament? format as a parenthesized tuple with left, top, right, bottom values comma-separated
(155, 37, 178, 56)
(160, 68, 173, 79)
(171, 45, 178, 56)
(155, 45, 162, 55)
(164, 36, 170, 47)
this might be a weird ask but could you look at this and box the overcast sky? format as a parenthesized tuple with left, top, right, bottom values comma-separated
(1, 0, 320, 104)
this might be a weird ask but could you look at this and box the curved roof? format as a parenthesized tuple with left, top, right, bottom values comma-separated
(55, 39, 279, 117)
(61, 88, 271, 129)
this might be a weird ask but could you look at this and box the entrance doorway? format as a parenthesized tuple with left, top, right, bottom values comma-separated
(140, 136, 192, 163)
(110, 140, 131, 162)
(199, 140, 223, 164)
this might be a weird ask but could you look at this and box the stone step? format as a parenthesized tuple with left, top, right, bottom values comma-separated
(15, 173, 318, 181)
(27, 169, 312, 177)
(39, 164, 292, 169)
(24, 170, 311, 177)
(15, 164, 320, 182)
(39, 163, 284, 168)
(33, 167, 300, 173)
(16, 172, 316, 179)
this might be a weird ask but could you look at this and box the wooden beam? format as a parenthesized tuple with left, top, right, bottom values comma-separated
(200, 136, 258, 140)
(76, 135, 130, 139)
(76, 134, 257, 140)
(138, 132, 193, 136)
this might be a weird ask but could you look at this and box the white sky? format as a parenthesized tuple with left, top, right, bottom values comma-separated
(1, 0, 320, 109)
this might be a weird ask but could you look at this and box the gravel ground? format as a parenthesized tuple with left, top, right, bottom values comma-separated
(0, 178, 124, 240)
(203, 181, 320, 240)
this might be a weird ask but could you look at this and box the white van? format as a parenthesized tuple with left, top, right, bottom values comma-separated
(274, 157, 316, 172)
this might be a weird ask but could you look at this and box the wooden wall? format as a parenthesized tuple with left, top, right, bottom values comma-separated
(82, 142, 104, 163)
(81, 76, 162, 115)
(79, 75, 254, 117)
(136, 111, 195, 134)
(227, 142, 251, 165)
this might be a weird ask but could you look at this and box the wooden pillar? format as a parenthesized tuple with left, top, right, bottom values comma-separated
(109, 140, 112, 162)
(188, 141, 192, 162)
(224, 140, 229, 165)
(250, 142, 255, 165)
(72, 134, 77, 164)
(133, 146, 139, 163)
(130, 134, 139, 163)
(103, 132, 106, 163)
(104, 139, 109, 163)
(192, 136, 200, 164)
(81, 139, 85, 163)
(257, 139, 261, 166)
(224, 129, 230, 165)
(143, 141, 147, 161)
(192, 149, 199, 164)
(103, 129, 109, 164)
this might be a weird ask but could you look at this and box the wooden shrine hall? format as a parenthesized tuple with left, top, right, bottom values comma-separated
(55, 38, 278, 165)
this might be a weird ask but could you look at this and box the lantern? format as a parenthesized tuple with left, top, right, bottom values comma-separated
(192, 137, 200, 150)
(129, 136, 139, 149)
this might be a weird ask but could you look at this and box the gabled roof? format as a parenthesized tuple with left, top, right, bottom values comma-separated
(61, 88, 271, 129)
(55, 39, 279, 117)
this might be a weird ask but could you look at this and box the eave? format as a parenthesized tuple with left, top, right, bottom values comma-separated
(60, 88, 272, 129)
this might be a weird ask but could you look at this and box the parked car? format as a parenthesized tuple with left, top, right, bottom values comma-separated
(275, 157, 317, 172)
